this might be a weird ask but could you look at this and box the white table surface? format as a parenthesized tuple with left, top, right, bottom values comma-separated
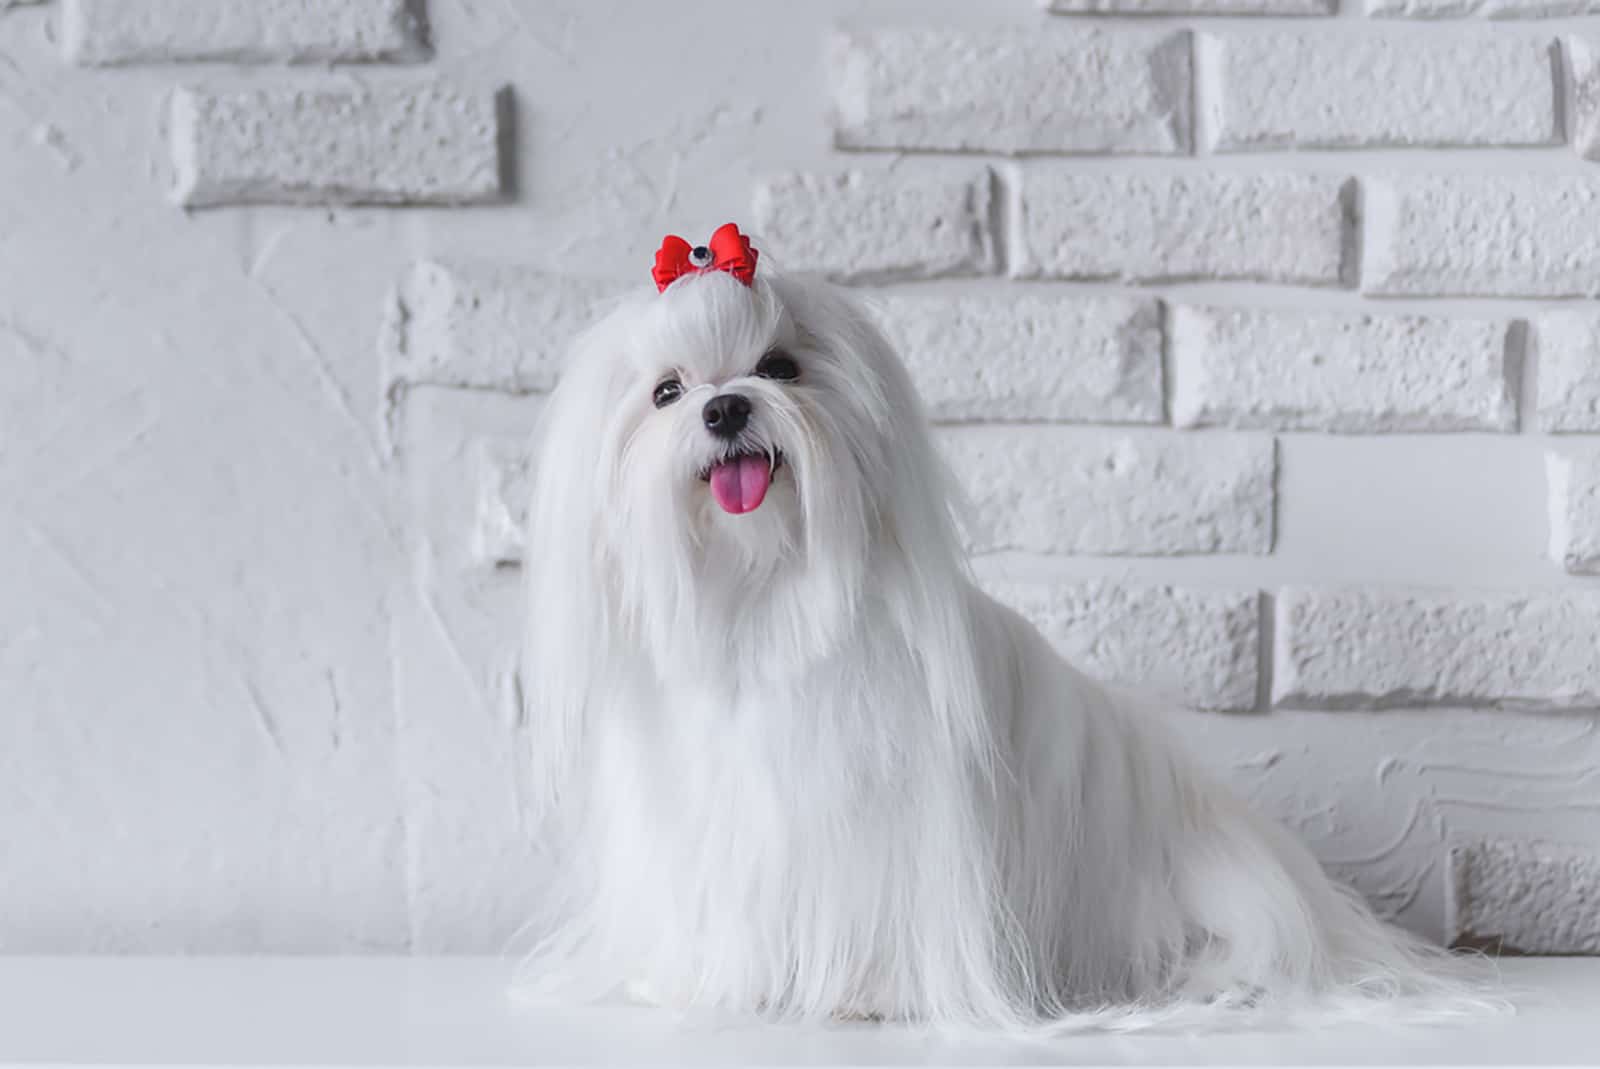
(1, 957, 1596, 1068)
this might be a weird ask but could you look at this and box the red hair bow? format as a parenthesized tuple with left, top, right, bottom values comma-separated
(652, 223, 759, 293)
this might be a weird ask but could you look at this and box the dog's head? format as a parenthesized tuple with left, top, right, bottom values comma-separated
(526, 229, 961, 676)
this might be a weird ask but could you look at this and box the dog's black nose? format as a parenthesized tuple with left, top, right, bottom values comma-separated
(702, 393, 752, 439)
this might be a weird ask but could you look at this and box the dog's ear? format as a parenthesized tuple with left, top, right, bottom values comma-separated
(520, 319, 629, 817)
(767, 274, 967, 563)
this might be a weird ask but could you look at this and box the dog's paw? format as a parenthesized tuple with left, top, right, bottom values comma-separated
(831, 1009, 886, 1023)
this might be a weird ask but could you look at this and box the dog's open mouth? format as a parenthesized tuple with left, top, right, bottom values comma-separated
(699, 450, 785, 515)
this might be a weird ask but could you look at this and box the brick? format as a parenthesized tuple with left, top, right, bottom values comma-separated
(1566, 37, 1600, 162)
(1534, 312, 1600, 431)
(63, 0, 427, 65)
(829, 27, 1189, 155)
(1370, 0, 1600, 15)
(1449, 838, 1600, 955)
(1052, 0, 1330, 10)
(1364, 178, 1600, 297)
(384, 262, 626, 393)
(1171, 306, 1518, 432)
(395, 388, 548, 950)
(984, 579, 1259, 710)
(1547, 446, 1600, 576)
(1017, 173, 1350, 286)
(751, 169, 994, 283)
(1273, 587, 1600, 710)
(1202, 34, 1556, 151)
(941, 428, 1275, 556)
(170, 82, 501, 208)
(872, 295, 1163, 424)
(473, 439, 531, 568)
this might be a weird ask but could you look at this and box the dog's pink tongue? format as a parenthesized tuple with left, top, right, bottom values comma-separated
(709, 455, 772, 515)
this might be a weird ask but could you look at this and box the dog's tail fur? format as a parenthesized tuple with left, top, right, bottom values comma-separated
(1024, 794, 1508, 1034)
(919, 597, 1508, 1036)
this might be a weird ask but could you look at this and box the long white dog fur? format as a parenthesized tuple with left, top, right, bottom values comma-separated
(518, 260, 1491, 1030)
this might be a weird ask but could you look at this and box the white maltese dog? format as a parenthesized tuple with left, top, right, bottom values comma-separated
(519, 224, 1486, 1030)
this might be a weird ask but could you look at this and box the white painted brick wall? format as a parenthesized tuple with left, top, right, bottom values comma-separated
(383, 262, 625, 395)
(8, 0, 1600, 955)
(1449, 838, 1600, 955)
(751, 169, 994, 282)
(1052, 0, 1331, 11)
(170, 82, 501, 208)
(1201, 34, 1557, 151)
(1535, 312, 1600, 432)
(1369, 0, 1600, 15)
(872, 295, 1163, 424)
(473, 439, 532, 568)
(1565, 37, 1600, 162)
(1364, 178, 1600, 297)
(1546, 445, 1600, 576)
(395, 388, 547, 951)
(829, 27, 1189, 155)
(941, 428, 1275, 556)
(1171, 307, 1519, 433)
(1274, 588, 1600, 711)
(63, 0, 428, 66)
(984, 579, 1260, 711)
(1016, 173, 1351, 286)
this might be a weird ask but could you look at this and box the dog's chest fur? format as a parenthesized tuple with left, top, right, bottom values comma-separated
(573, 618, 1002, 1014)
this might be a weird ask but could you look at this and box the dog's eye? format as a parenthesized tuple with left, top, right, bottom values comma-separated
(652, 376, 684, 408)
(755, 350, 799, 381)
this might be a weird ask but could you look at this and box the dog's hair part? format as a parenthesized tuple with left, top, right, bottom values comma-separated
(518, 268, 1496, 1031)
